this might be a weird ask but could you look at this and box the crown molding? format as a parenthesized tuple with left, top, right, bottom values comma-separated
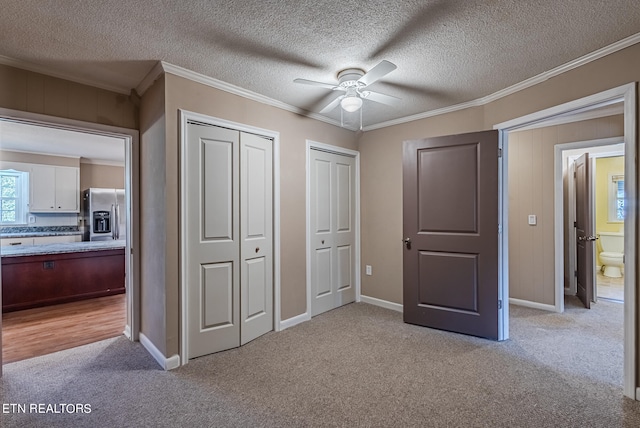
(3, 30, 638, 134)
(0, 55, 131, 95)
(135, 61, 165, 96)
(363, 32, 640, 132)
(156, 61, 343, 129)
(79, 158, 125, 167)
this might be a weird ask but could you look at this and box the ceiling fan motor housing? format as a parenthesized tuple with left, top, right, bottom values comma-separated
(337, 68, 366, 89)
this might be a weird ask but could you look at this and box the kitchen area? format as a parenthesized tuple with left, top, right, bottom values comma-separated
(0, 119, 130, 362)
(1, 187, 126, 312)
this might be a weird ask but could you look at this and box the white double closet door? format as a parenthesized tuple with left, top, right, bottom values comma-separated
(310, 149, 356, 316)
(186, 122, 273, 360)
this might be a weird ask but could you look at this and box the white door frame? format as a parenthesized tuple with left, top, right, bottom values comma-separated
(557, 138, 624, 297)
(0, 107, 140, 345)
(179, 110, 281, 365)
(494, 82, 637, 399)
(305, 140, 361, 319)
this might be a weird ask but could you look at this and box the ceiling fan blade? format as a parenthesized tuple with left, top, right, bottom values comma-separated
(358, 60, 397, 87)
(293, 78, 338, 90)
(363, 91, 401, 107)
(319, 95, 343, 113)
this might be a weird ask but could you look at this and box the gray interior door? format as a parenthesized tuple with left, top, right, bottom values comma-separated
(575, 153, 594, 308)
(402, 130, 500, 340)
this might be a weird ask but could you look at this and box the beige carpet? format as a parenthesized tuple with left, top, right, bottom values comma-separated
(1, 297, 639, 427)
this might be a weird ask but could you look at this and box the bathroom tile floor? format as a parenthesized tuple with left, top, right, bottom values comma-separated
(596, 271, 624, 302)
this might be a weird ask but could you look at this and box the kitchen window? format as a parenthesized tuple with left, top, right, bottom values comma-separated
(0, 169, 29, 225)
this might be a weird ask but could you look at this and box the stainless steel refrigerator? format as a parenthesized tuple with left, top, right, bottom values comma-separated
(83, 188, 126, 241)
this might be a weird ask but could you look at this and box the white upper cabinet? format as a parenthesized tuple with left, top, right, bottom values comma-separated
(29, 165, 79, 213)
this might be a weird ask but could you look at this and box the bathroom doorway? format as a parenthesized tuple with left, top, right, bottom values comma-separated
(562, 142, 625, 303)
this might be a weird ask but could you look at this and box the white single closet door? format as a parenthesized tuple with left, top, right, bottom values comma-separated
(310, 149, 356, 316)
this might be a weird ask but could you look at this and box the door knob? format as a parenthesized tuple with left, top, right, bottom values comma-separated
(404, 237, 411, 249)
(578, 236, 598, 242)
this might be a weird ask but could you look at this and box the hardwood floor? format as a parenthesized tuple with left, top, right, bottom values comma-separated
(2, 294, 126, 364)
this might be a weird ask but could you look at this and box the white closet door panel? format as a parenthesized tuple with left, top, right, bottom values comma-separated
(337, 245, 352, 291)
(245, 145, 267, 238)
(203, 139, 233, 240)
(201, 262, 234, 329)
(245, 257, 267, 318)
(336, 162, 352, 232)
(187, 123, 240, 359)
(314, 159, 332, 233)
(240, 132, 273, 346)
(315, 248, 333, 296)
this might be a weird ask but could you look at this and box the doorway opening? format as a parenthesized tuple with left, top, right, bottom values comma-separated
(560, 138, 625, 303)
(495, 83, 637, 398)
(0, 108, 139, 367)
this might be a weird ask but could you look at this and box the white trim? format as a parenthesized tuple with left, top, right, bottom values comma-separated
(360, 295, 403, 313)
(79, 158, 125, 167)
(509, 298, 558, 313)
(179, 110, 281, 365)
(305, 140, 361, 318)
(498, 132, 509, 340)
(494, 82, 637, 400)
(139, 333, 180, 370)
(364, 33, 640, 132)
(0, 107, 140, 344)
(135, 61, 165, 96)
(516, 103, 624, 132)
(279, 312, 311, 331)
(160, 62, 342, 129)
(3, 33, 639, 133)
(0, 148, 80, 159)
(0, 54, 131, 95)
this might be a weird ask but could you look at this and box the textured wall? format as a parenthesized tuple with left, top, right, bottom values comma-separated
(358, 42, 640, 309)
(79, 163, 125, 190)
(139, 75, 169, 356)
(0, 64, 137, 129)
(507, 116, 623, 305)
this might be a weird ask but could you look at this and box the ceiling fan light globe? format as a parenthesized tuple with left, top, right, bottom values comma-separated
(340, 96, 363, 112)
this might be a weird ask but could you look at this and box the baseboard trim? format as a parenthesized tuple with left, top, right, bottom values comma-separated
(279, 312, 311, 331)
(509, 298, 557, 312)
(360, 295, 403, 313)
(139, 333, 180, 370)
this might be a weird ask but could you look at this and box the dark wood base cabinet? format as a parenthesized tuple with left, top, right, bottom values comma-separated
(2, 249, 125, 313)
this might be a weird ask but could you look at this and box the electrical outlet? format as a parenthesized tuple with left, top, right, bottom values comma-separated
(28, 215, 36, 224)
(365, 265, 372, 276)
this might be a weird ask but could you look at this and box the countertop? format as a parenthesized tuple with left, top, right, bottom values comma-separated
(0, 231, 83, 238)
(1, 240, 126, 258)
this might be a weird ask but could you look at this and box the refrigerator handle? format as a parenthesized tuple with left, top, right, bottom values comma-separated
(115, 203, 120, 240)
(111, 204, 116, 240)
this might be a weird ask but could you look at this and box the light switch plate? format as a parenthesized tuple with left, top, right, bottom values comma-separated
(28, 215, 36, 224)
(528, 214, 537, 225)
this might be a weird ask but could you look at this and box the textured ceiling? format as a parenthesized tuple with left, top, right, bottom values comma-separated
(1, 0, 640, 129)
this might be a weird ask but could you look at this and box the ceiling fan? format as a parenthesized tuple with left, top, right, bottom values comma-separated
(294, 60, 401, 114)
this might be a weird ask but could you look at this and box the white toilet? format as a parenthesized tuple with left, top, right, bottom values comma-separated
(599, 231, 624, 278)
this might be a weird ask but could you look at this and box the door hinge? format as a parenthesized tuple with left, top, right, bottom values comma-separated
(498, 224, 502, 234)
(498, 148, 503, 158)
(574, 171, 576, 178)
(574, 270, 578, 277)
(498, 299, 503, 310)
(573, 221, 577, 228)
